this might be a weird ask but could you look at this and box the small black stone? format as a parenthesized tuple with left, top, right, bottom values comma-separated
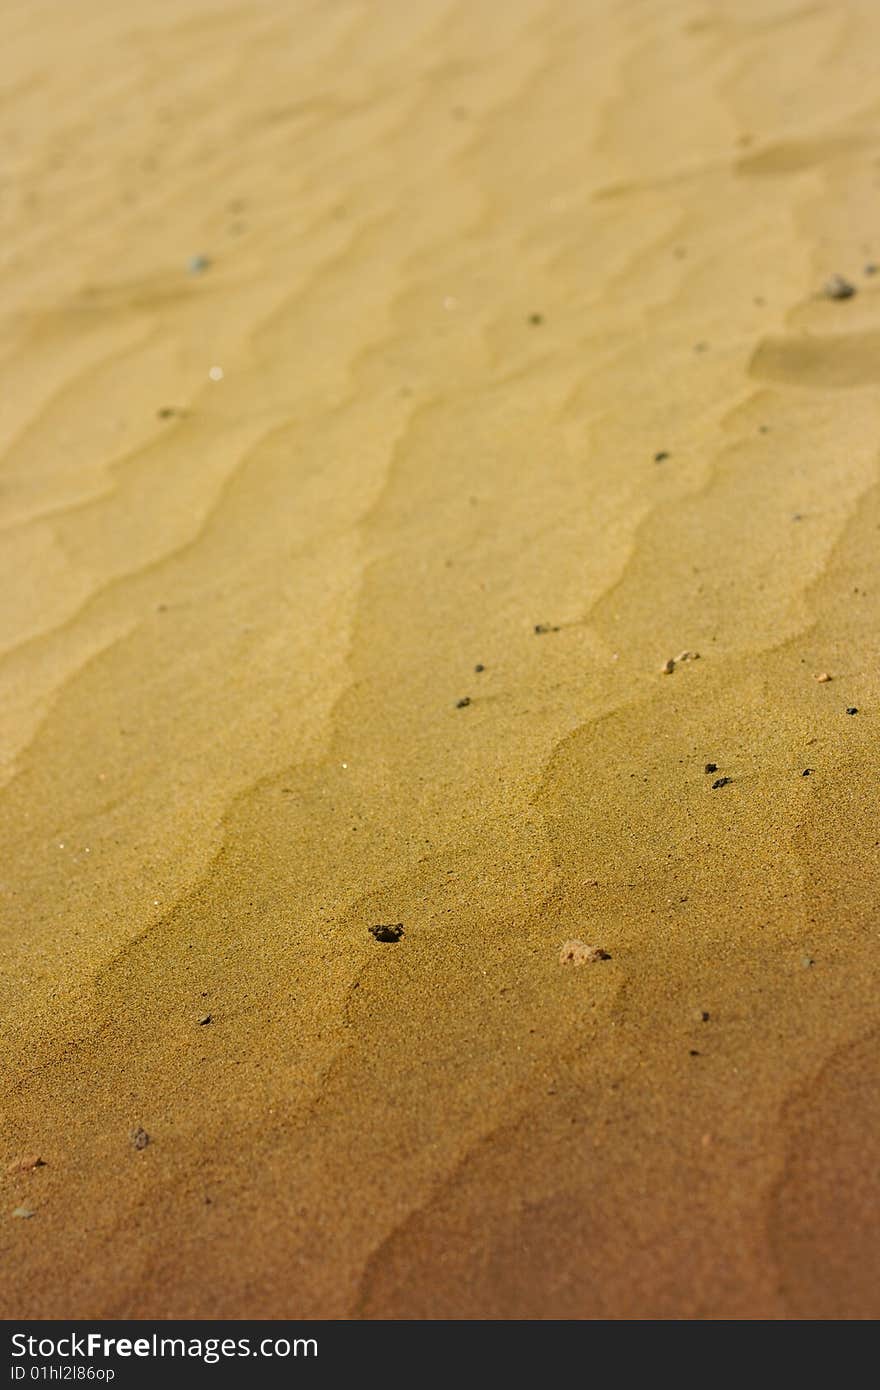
(846, 707, 859, 715)
(689, 1049, 701, 1057)
(711, 776, 732, 789)
(474, 664, 485, 673)
(700, 1011, 710, 1022)
(456, 697, 471, 709)
(528, 313, 544, 325)
(369, 923, 404, 943)
(198, 1014, 212, 1026)
(802, 768, 812, 777)
(654, 451, 669, 463)
(704, 762, 718, 774)
(534, 623, 560, 635)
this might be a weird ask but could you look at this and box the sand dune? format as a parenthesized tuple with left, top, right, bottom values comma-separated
(2, 0, 879, 1318)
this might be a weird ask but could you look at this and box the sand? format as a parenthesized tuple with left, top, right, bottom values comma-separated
(2, 0, 879, 1320)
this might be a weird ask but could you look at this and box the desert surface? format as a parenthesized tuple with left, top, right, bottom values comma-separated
(2, 0, 879, 1318)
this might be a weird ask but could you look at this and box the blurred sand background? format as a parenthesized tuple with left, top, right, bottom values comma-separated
(2, 0, 879, 1319)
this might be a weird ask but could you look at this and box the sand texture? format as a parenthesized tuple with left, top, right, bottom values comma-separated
(2, 0, 880, 1319)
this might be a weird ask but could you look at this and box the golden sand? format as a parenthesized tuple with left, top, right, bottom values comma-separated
(2, 0, 879, 1318)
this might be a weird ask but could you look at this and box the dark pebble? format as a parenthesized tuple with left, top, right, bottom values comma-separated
(711, 776, 732, 789)
(528, 313, 544, 325)
(534, 623, 560, 635)
(130, 1128, 150, 1151)
(369, 923, 404, 943)
(704, 762, 718, 774)
(802, 768, 812, 777)
(456, 697, 471, 709)
(198, 1014, 212, 1026)
(654, 451, 669, 463)
(846, 707, 859, 715)
(474, 664, 485, 673)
